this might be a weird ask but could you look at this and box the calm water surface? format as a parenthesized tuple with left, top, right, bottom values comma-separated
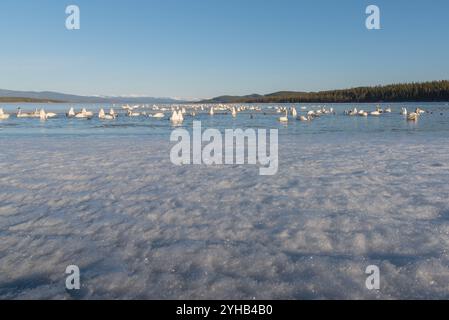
(1, 102, 449, 141)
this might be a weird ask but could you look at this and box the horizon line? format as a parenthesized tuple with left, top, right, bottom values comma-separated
(1, 79, 448, 101)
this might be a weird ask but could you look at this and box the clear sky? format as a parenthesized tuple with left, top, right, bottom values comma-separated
(0, 0, 448, 99)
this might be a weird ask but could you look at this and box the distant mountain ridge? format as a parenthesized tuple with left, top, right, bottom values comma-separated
(0, 89, 186, 104)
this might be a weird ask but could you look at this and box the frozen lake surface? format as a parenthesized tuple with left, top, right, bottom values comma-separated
(1, 103, 449, 299)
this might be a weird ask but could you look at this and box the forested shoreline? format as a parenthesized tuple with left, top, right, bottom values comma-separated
(201, 81, 449, 104)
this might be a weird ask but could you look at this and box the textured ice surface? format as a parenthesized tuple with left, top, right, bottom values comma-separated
(1, 133, 449, 299)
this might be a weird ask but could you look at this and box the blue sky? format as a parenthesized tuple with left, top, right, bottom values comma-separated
(0, 0, 448, 99)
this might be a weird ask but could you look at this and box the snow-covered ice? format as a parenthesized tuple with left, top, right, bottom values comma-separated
(1, 132, 449, 299)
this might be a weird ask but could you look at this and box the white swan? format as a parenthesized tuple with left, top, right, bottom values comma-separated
(416, 108, 426, 115)
(67, 107, 76, 118)
(297, 115, 309, 122)
(17, 107, 39, 118)
(322, 107, 331, 114)
(279, 110, 288, 123)
(39, 109, 48, 121)
(231, 107, 237, 118)
(359, 110, 368, 117)
(17, 108, 32, 118)
(127, 110, 141, 117)
(37, 109, 56, 119)
(30, 109, 38, 118)
(347, 108, 358, 116)
(45, 111, 57, 118)
(291, 107, 298, 117)
(170, 110, 184, 124)
(407, 112, 419, 121)
(210, 107, 215, 116)
(83, 108, 94, 117)
(0, 108, 10, 120)
(370, 110, 381, 116)
(170, 110, 177, 122)
(75, 108, 92, 119)
(99, 108, 115, 120)
(401, 107, 408, 116)
(152, 113, 165, 119)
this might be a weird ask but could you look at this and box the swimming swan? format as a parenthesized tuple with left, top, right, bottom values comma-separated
(99, 108, 116, 120)
(39, 109, 48, 121)
(152, 113, 165, 119)
(170, 110, 184, 124)
(17, 107, 34, 118)
(44, 111, 57, 118)
(75, 108, 92, 119)
(407, 112, 419, 121)
(38, 109, 56, 120)
(291, 107, 298, 117)
(279, 110, 288, 123)
(66, 107, 76, 118)
(347, 108, 358, 116)
(359, 110, 368, 117)
(127, 110, 141, 117)
(0, 108, 10, 120)
(79, 108, 93, 117)
(415, 108, 426, 115)
(31, 109, 41, 118)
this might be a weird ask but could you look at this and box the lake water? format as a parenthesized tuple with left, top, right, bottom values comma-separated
(1, 102, 449, 140)
(1, 102, 449, 299)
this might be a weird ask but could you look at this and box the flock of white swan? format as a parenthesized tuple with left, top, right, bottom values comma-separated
(0, 104, 430, 123)
(343, 106, 426, 121)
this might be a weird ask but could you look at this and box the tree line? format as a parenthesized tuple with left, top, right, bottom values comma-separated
(202, 80, 449, 104)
